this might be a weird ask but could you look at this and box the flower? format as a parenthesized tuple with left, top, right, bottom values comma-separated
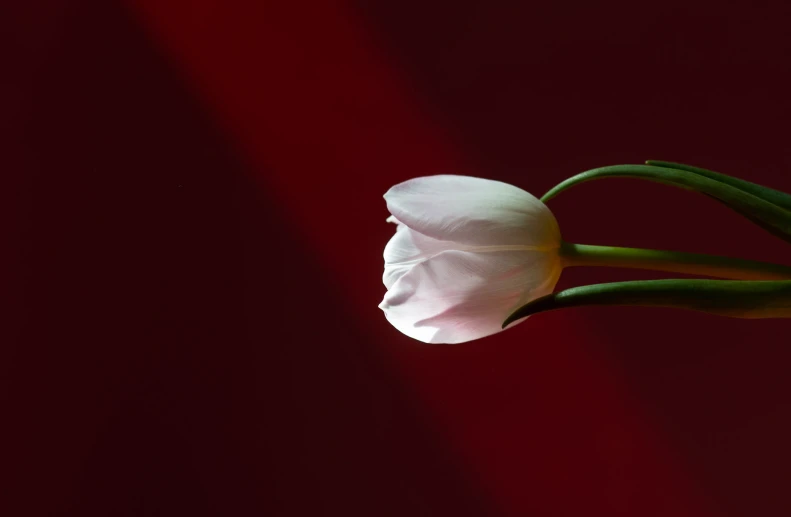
(379, 175, 563, 344)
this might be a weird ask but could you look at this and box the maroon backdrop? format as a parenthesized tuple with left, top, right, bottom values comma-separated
(4, 1, 791, 515)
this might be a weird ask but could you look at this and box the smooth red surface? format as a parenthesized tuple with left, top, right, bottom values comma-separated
(4, 1, 791, 515)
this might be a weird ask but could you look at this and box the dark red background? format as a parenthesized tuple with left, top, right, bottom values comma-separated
(4, 1, 791, 515)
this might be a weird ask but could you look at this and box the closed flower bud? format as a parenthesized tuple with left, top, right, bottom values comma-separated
(379, 175, 562, 344)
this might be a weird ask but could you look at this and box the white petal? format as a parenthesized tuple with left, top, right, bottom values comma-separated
(382, 215, 504, 290)
(382, 225, 458, 288)
(384, 175, 560, 247)
(383, 264, 411, 290)
(379, 249, 561, 344)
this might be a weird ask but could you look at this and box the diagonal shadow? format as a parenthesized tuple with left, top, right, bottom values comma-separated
(2, 2, 497, 516)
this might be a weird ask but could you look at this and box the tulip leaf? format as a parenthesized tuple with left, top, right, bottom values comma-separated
(646, 161, 791, 243)
(541, 164, 791, 244)
(646, 160, 791, 211)
(502, 279, 791, 328)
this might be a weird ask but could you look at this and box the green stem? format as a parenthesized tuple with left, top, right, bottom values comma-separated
(560, 242, 791, 280)
(503, 279, 791, 327)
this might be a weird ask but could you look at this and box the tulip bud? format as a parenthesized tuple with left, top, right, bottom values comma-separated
(379, 175, 562, 344)
(380, 168, 791, 343)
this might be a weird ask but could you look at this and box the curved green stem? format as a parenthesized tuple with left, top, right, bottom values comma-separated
(646, 160, 791, 211)
(560, 242, 791, 280)
(540, 164, 791, 244)
(503, 279, 791, 327)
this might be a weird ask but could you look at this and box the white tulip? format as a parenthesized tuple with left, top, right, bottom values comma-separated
(379, 175, 563, 344)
